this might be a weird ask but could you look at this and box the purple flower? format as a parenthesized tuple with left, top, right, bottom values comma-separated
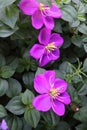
(0, 119, 9, 130)
(30, 27, 64, 66)
(33, 70, 71, 116)
(19, 0, 62, 29)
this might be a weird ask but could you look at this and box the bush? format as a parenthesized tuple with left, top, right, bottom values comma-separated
(0, 0, 87, 130)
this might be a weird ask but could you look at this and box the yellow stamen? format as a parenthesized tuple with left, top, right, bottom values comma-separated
(45, 42, 57, 53)
(39, 3, 50, 11)
(50, 88, 60, 99)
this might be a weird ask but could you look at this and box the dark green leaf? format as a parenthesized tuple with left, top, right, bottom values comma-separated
(6, 96, 25, 115)
(56, 121, 70, 130)
(6, 78, 22, 98)
(42, 110, 60, 126)
(0, 78, 8, 96)
(23, 72, 34, 86)
(0, 25, 18, 37)
(1, 5, 19, 28)
(0, 0, 16, 8)
(0, 105, 7, 118)
(78, 24, 87, 34)
(61, 5, 77, 22)
(37, 0, 51, 6)
(83, 58, 87, 72)
(74, 106, 87, 122)
(0, 65, 15, 78)
(76, 123, 87, 130)
(71, 35, 83, 47)
(35, 67, 45, 76)
(24, 107, 40, 128)
(59, 62, 73, 74)
(68, 84, 80, 103)
(6, 116, 23, 130)
(0, 54, 6, 66)
(78, 84, 87, 96)
(21, 89, 34, 105)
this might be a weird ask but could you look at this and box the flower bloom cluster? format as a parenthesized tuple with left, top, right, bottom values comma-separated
(33, 70, 71, 116)
(19, 0, 71, 116)
(0, 119, 9, 130)
(19, 0, 63, 66)
(19, 0, 62, 29)
(30, 27, 64, 66)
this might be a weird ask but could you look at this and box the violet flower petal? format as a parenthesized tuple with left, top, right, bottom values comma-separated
(32, 10, 44, 29)
(49, 49, 60, 60)
(52, 100, 65, 116)
(58, 92, 71, 105)
(19, 0, 39, 15)
(44, 70, 56, 88)
(49, 33, 64, 47)
(0, 119, 9, 130)
(39, 49, 60, 66)
(39, 53, 52, 67)
(49, 4, 62, 18)
(43, 16, 54, 29)
(38, 27, 51, 45)
(54, 78, 68, 93)
(30, 44, 45, 60)
(34, 73, 50, 94)
(33, 94, 51, 111)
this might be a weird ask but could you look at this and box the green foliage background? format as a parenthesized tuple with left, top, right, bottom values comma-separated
(0, 0, 87, 130)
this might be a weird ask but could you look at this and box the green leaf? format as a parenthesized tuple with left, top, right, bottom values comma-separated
(24, 107, 40, 128)
(22, 119, 32, 130)
(42, 110, 60, 126)
(72, 75, 82, 83)
(23, 72, 34, 86)
(0, 54, 6, 66)
(78, 84, 87, 96)
(76, 123, 87, 130)
(7, 57, 19, 70)
(59, 62, 73, 74)
(78, 24, 87, 34)
(54, 20, 62, 33)
(0, 78, 8, 96)
(83, 58, 87, 72)
(6, 78, 22, 98)
(69, 20, 80, 28)
(35, 67, 45, 76)
(71, 35, 83, 47)
(77, 13, 86, 21)
(37, 0, 51, 6)
(0, 0, 16, 8)
(56, 121, 70, 130)
(6, 96, 25, 115)
(68, 84, 80, 103)
(77, 2, 85, 13)
(62, 0, 71, 4)
(0, 105, 7, 118)
(55, 70, 65, 79)
(6, 116, 23, 130)
(61, 5, 77, 22)
(21, 89, 34, 105)
(84, 44, 87, 53)
(1, 5, 19, 28)
(0, 65, 15, 78)
(0, 25, 18, 37)
(74, 106, 87, 122)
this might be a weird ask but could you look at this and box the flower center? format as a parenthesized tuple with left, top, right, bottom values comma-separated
(45, 42, 57, 53)
(39, 3, 50, 11)
(50, 88, 60, 99)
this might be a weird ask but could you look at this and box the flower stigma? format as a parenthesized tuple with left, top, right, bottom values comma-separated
(39, 3, 50, 11)
(50, 88, 60, 99)
(45, 42, 57, 53)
